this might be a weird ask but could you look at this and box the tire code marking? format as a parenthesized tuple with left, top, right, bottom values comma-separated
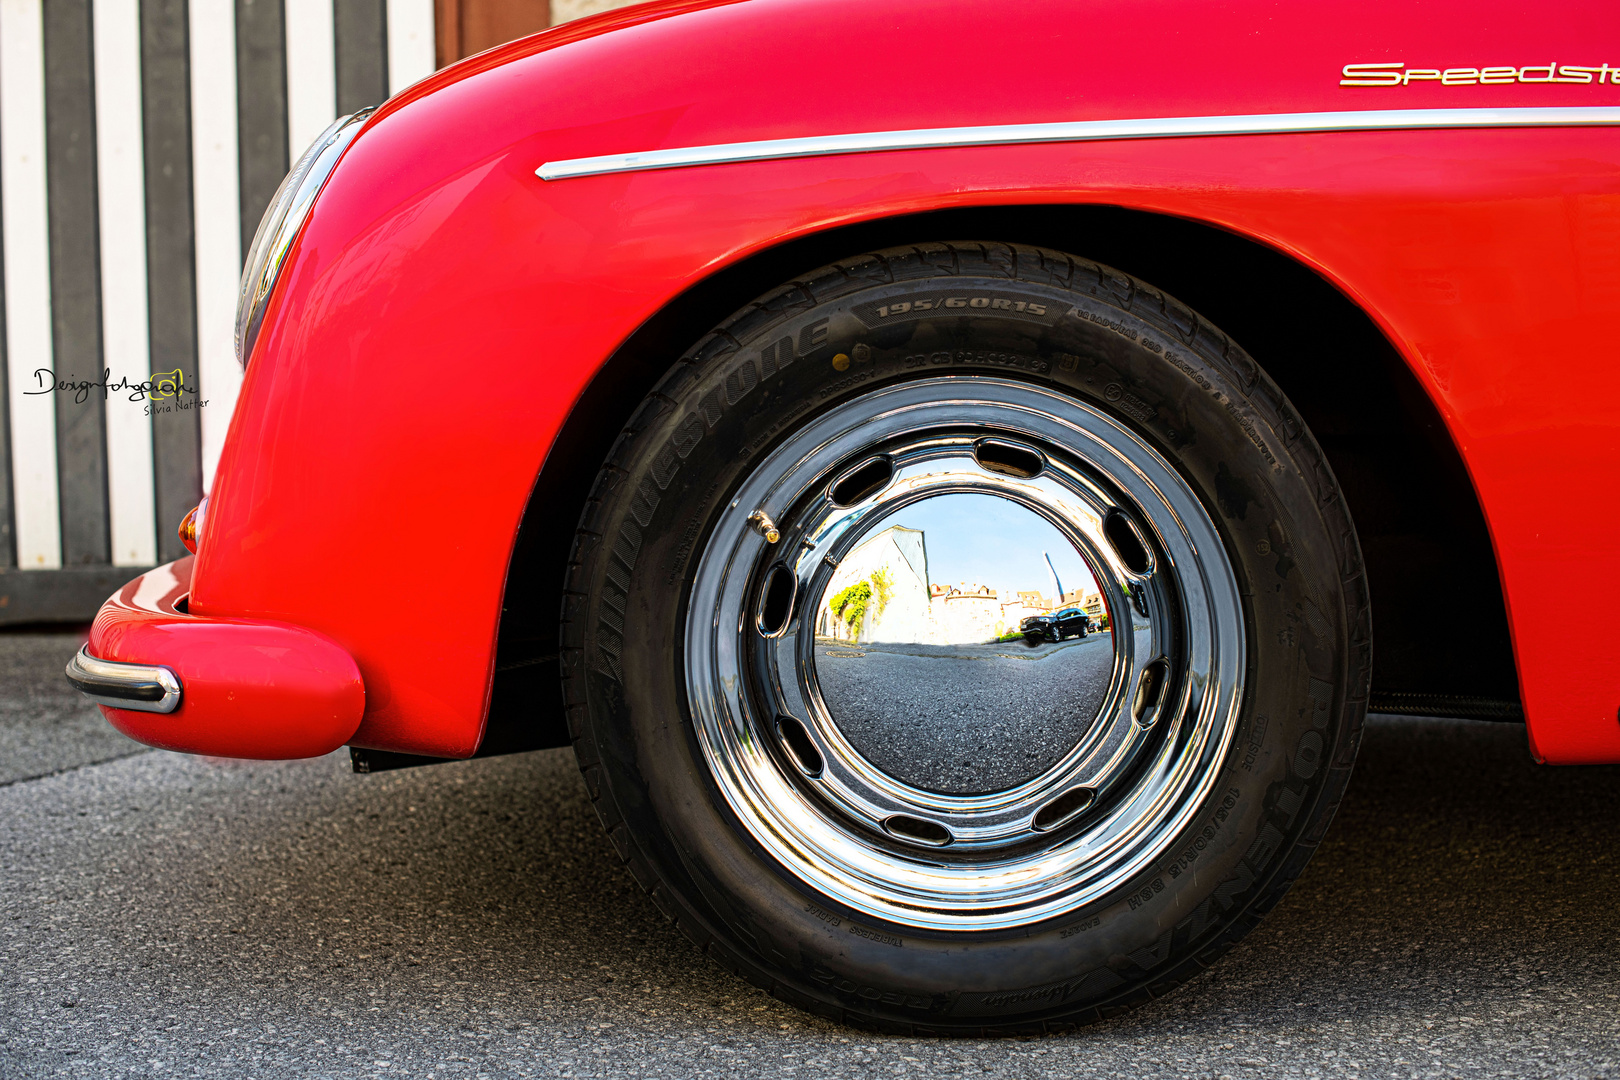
(804, 903, 841, 928)
(848, 924, 902, 947)
(853, 294, 1054, 327)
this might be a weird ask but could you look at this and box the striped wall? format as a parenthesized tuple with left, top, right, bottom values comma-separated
(0, 0, 435, 620)
(0, 0, 639, 623)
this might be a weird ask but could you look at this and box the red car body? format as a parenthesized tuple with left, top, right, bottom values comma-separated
(90, 0, 1620, 765)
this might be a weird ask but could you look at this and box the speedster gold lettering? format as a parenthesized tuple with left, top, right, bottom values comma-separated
(1341, 60, 1618, 86)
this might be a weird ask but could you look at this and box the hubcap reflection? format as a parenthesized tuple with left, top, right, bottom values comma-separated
(814, 492, 1111, 796)
(685, 378, 1243, 931)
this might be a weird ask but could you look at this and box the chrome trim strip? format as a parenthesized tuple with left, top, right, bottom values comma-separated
(538, 106, 1620, 181)
(65, 645, 182, 714)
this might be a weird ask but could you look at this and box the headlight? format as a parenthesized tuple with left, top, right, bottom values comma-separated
(235, 108, 373, 366)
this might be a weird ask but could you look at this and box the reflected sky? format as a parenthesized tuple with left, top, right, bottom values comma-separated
(878, 493, 1097, 605)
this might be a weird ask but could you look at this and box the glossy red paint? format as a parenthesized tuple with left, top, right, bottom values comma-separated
(90, 557, 366, 759)
(167, 0, 1618, 762)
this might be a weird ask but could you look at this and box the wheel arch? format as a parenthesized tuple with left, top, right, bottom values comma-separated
(487, 204, 1520, 754)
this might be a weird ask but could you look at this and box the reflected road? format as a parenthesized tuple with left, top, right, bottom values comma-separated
(815, 635, 1113, 793)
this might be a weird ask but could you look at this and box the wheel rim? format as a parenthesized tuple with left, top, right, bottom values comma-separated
(685, 377, 1245, 931)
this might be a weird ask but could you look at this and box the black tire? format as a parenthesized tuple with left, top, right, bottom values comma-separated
(561, 242, 1369, 1034)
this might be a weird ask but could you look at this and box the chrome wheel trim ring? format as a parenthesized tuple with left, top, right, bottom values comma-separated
(684, 377, 1245, 931)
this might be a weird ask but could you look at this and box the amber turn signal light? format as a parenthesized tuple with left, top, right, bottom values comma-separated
(178, 505, 201, 554)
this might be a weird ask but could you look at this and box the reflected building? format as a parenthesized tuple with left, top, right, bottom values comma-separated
(818, 526, 932, 643)
(932, 582, 1001, 643)
(819, 526, 1060, 645)
(817, 524, 1103, 645)
(1002, 593, 1048, 630)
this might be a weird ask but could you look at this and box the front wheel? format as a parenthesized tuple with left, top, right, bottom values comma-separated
(562, 242, 1369, 1033)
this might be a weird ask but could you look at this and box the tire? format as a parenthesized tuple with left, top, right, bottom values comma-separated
(561, 242, 1369, 1034)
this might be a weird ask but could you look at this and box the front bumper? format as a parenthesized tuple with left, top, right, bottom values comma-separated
(75, 557, 365, 759)
(66, 647, 182, 712)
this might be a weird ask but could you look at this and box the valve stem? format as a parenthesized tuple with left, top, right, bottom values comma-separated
(747, 510, 781, 544)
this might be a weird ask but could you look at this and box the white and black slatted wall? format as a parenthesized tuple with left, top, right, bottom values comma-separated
(0, 0, 435, 621)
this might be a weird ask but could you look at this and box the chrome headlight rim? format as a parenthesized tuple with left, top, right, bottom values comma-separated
(234, 108, 373, 367)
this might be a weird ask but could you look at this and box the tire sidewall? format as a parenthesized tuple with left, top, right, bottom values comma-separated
(572, 248, 1365, 1029)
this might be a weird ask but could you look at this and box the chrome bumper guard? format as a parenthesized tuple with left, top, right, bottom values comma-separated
(65, 645, 182, 714)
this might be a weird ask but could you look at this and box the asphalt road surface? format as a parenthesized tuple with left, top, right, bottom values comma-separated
(815, 636, 1113, 793)
(3, 629, 1619, 1079)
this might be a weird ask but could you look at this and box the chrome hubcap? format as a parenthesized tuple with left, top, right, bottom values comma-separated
(685, 378, 1244, 931)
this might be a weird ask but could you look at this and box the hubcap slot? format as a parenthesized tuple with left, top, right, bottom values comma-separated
(972, 437, 1045, 479)
(1104, 509, 1154, 575)
(776, 715, 825, 776)
(884, 815, 953, 847)
(1133, 657, 1169, 725)
(756, 564, 797, 638)
(1032, 786, 1096, 831)
(829, 456, 894, 506)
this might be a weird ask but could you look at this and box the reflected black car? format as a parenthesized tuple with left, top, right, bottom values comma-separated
(1020, 607, 1091, 644)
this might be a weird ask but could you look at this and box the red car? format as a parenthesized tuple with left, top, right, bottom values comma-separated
(65, 0, 1620, 1033)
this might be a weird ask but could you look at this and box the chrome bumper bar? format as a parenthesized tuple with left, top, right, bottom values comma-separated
(65, 645, 182, 714)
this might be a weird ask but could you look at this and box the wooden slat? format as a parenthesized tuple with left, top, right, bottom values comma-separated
(235, 0, 289, 255)
(142, 0, 201, 563)
(435, 0, 549, 64)
(390, 0, 437, 91)
(433, 0, 460, 68)
(286, 0, 337, 152)
(458, 0, 547, 56)
(189, 0, 243, 494)
(1, 0, 62, 570)
(0, 170, 13, 571)
(335, 0, 390, 113)
(94, 0, 159, 567)
(44, 0, 110, 566)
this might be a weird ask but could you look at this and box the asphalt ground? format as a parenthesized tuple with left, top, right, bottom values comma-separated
(3, 628, 1619, 1079)
(815, 636, 1112, 793)
(0, 632, 144, 788)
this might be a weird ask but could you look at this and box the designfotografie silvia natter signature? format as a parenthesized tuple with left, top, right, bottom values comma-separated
(26, 367, 208, 413)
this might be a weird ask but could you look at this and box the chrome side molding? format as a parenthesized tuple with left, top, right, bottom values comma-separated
(65, 645, 182, 714)
(538, 106, 1620, 181)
